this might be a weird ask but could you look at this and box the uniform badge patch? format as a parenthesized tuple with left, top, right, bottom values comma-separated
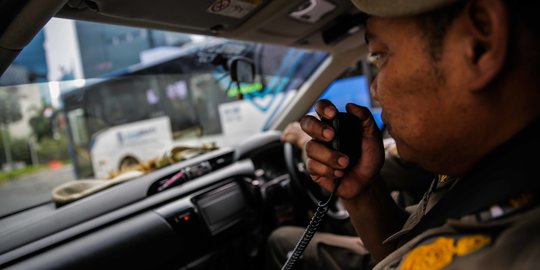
(455, 234, 491, 256)
(402, 234, 491, 270)
(402, 237, 455, 270)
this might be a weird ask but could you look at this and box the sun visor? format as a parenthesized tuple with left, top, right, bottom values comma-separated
(61, 0, 269, 33)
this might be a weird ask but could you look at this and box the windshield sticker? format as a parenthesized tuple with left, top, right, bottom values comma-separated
(207, 0, 261, 19)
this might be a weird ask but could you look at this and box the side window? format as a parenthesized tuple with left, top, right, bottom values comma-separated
(311, 61, 384, 129)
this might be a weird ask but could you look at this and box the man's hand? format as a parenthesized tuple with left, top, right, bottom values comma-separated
(300, 100, 385, 199)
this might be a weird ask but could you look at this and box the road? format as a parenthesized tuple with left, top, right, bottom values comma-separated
(0, 165, 75, 217)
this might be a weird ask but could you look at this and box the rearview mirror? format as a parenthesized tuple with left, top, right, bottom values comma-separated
(229, 57, 255, 83)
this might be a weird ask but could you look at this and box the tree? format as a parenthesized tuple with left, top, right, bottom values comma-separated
(28, 106, 54, 142)
(0, 89, 23, 168)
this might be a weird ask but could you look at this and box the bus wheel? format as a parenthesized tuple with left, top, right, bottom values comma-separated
(119, 156, 139, 171)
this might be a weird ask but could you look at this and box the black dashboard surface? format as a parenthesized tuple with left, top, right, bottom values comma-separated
(0, 131, 284, 268)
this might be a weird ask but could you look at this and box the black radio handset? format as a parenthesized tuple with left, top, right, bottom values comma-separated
(282, 112, 363, 270)
(323, 112, 363, 168)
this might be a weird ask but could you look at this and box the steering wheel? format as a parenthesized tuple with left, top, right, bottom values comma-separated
(284, 142, 349, 221)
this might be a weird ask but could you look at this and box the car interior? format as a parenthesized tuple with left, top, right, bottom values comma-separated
(0, 0, 377, 269)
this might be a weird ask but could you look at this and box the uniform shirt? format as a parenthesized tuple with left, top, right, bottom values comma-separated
(376, 201, 540, 270)
(374, 119, 540, 270)
(383, 175, 458, 245)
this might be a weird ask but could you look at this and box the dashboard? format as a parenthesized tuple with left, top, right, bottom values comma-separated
(0, 131, 290, 269)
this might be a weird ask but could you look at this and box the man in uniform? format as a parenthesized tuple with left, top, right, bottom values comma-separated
(299, 0, 540, 269)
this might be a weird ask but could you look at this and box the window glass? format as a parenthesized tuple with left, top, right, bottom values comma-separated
(0, 18, 328, 216)
(311, 62, 384, 129)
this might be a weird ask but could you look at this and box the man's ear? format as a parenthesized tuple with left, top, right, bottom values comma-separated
(463, 0, 509, 91)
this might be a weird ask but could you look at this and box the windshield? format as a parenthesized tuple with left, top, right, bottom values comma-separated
(0, 18, 327, 216)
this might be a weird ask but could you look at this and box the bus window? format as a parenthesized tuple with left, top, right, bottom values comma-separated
(66, 108, 89, 147)
(66, 108, 93, 177)
(99, 78, 155, 125)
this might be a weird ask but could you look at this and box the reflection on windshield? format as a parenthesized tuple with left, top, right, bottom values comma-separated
(0, 17, 327, 216)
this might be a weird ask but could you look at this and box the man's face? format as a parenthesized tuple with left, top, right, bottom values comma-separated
(367, 16, 478, 174)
